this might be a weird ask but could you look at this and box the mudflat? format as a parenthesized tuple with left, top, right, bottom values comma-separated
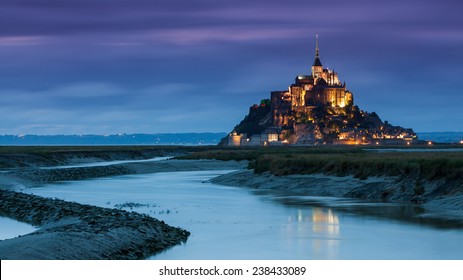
(0, 189, 189, 260)
(211, 169, 463, 221)
(0, 150, 247, 260)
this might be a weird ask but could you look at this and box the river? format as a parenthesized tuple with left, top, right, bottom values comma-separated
(20, 168, 463, 260)
(0, 217, 36, 241)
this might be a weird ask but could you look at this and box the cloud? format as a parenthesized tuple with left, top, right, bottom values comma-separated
(144, 26, 307, 45)
(0, 81, 241, 134)
(0, 83, 125, 109)
(0, 36, 49, 46)
(1, 0, 463, 134)
(0, 0, 447, 43)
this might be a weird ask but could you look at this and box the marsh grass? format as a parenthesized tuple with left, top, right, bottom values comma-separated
(181, 146, 463, 182)
(251, 152, 463, 181)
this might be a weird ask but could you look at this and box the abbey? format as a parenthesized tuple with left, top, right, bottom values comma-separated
(272, 35, 353, 128)
(223, 36, 416, 146)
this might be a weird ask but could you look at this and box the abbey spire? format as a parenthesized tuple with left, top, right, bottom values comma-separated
(311, 34, 323, 78)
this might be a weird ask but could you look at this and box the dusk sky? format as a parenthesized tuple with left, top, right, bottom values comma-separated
(1, 0, 462, 135)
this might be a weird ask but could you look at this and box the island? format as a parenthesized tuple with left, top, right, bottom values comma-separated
(222, 35, 416, 146)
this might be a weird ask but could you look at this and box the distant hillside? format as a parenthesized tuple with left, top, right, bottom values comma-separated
(0, 133, 227, 146)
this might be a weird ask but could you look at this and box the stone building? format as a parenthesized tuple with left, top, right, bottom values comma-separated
(222, 35, 417, 146)
(271, 35, 353, 127)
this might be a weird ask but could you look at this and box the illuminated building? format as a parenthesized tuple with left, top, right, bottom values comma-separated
(272, 35, 353, 128)
(223, 35, 417, 146)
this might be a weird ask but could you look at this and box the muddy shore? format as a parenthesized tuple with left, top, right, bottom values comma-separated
(2, 146, 462, 258)
(210, 169, 463, 221)
(0, 190, 189, 260)
(0, 154, 246, 260)
(3, 159, 247, 186)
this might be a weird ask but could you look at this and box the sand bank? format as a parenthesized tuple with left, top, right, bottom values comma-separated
(0, 190, 189, 260)
(210, 170, 463, 219)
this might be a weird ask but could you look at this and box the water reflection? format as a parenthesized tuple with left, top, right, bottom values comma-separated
(285, 208, 340, 259)
(311, 208, 340, 259)
(23, 171, 463, 259)
(275, 195, 463, 229)
(312, 208, 339, 235)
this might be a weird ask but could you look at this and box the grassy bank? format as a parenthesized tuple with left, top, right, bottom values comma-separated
(180, 146, 463, 182)
(178, 146, 365, 161)
(250, 152, 463, 181)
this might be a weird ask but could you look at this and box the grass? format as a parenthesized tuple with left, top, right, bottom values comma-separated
(179, 146, 463, 182)
(177, 146, 365, 161)
(251, 152, 463, 180)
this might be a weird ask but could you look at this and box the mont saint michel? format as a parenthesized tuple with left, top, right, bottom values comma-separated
(224, 36, 416, 146)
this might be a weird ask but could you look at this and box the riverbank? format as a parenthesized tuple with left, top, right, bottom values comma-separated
(184, 147, 463, 212)
(2, 145, 463, 259)
(0, 148, 246, 260)
(0, 189, 189, 260)
(2, 159, 247, 186)
(210, 169, 463, 221)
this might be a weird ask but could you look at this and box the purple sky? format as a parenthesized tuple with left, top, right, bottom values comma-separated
(1, 0, 462, 134)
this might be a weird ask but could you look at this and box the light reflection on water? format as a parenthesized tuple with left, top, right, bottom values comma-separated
(23, 170, 463, 259)
(285, 208, 341, 259)
(311, 209, 340, 259)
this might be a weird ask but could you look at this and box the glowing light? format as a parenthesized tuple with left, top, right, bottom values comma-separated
(407, 142, 411, 145)
(428, 141, 432, 145)
(375, 142, 379, 145)
(460, 140, 463, 144)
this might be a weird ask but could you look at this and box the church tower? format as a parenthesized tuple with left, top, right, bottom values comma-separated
(311, 34, 323, 78)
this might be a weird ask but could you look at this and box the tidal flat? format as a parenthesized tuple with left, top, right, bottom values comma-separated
(1, 145, 463, 259)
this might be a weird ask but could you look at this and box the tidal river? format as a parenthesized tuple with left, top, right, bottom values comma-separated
(23, 169, 463, 259)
